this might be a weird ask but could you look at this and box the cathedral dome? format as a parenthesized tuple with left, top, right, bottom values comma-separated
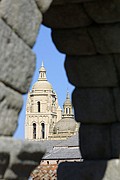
(32, 81, 52, 90)
(54, 117, 76, 133)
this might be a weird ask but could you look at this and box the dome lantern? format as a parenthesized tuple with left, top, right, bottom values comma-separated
(38, 61, 47, 81)
(32, 62, 52, 91)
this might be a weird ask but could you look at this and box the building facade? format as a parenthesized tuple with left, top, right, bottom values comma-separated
(25, 62, 78, 140)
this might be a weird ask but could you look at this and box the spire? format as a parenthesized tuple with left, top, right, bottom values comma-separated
(38, 61, 47, 81)
(63, 90, 74, 117)
(66, 89, 70, 100)
(41, 61, 44, 67)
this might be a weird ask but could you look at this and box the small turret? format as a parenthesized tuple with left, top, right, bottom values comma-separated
(63, 90, 74, 118)
(38, 61, 47, 81)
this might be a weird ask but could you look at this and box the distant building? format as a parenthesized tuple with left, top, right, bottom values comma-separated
(25, 62, 80, 180)
(25, 62, 79, 140)
(31, 133, 82, 180)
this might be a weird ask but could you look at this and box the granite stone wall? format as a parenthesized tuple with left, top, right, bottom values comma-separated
(0, 0, 52, 179)
(0, 0, 120, 179)
(43, 0, 120, 179)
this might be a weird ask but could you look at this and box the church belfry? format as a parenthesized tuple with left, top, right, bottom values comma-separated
(63, 91, 74, 118)
(25, 62, 60, 140)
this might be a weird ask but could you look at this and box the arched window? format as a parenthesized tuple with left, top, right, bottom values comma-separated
(37, 101, 40, 112)
(66, 108, 68, 114)
(66, 108, 70, 114)
(33, 123, 36, 139)
(41, 123, 45, 139)
(68, 108, 70, 114)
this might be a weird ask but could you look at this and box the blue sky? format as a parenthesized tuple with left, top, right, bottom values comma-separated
(14, 25, 74, 139)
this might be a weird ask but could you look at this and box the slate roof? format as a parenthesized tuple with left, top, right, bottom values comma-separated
(55, 133, 79, 147)
(39, 133, 81, 160)
(44, 147, 81, 160)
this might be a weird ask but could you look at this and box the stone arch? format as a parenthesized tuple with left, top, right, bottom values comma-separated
(0, 0, 120, 179)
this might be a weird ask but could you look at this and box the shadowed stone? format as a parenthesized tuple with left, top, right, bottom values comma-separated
(0, 153, 9, 179)
(43, 4, 92, 28)
(112, 88, 120, 122)
(0, 137, 46, 179)
(58, 160, 120, 180)
(65, 55, 118, 87)
(52, 0, 94, 5)
(89, 23, 120, 54)
(84, 1, 120, 23)
(72, 88, 116, 124)
(0, 0, 42, 47)
(52, 28, 96, 55)
(111, 123, 120, 158)
(0, 82, 22, 136)
(114, 54, 120, 83)
(79, 124, 111, 160)
(0, 19, 36, 93)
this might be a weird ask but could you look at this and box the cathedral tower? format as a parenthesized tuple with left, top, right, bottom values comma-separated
(25, 62, 62, 140)
(25, 62, 78, 141)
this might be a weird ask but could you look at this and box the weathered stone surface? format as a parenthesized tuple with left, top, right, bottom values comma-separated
(84, 1, 120, 23)
(58, 160, 120, 180)
(35, 0, 52, 13)
(103, 159, 120, 180)
(52, 28, 96, 55)
(0, 82, 22, 136)
(89, 23, 120, 54)
(65, 55, 118, 87)
(79, 124, 111, 160)
(58, 161, 107, 180)
(0, 153, 9, 179)
(114, 54, 120, 83)
(43, 4, 92, 28)
(112, 88, 120, 122)
(0, 0, 42, 47)
(0, 137, 45, 179)
(52, 0, 94, 5)
(72, 88, 116, 123)
(111, 123, 120, 158)
(0, 19, 36, 93)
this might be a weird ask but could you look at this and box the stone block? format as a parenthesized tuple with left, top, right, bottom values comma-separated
(58, 160, 120, 180)
(0, 19, 36, 93)
(0, 0, 42, 47)
(43, 4, 92, 28)
(65, 55, 118, 87)
(111, 123, 120, 158)
(0, 137, 45, 179)
(89, 23, 120, 54)
(112, 88, 120, 122)
(79, 124, 111, 160)
(35, 0, 52, 13)
(0, 153, 9, 179)
(0, 82, 23, 136)
(52, 0, 94, 5)
(114, 54, 120, 82)
(104, 159, 120, 180)
(72, 88, 116, 124)
(84, 1, 120, 23)
(52, 28, 96, 55)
